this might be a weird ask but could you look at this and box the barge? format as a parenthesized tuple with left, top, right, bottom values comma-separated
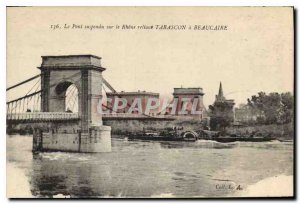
(127, 127, 198, 142)
(127, 127, 276, 143)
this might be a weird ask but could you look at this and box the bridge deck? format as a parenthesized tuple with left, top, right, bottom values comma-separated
(102, 113, 176, 120)
(7, 112, 79, 122)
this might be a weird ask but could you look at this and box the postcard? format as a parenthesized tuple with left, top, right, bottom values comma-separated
(6, 7, 294, 198)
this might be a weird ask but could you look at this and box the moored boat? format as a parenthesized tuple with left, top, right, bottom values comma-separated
(127, 128, 277, 143)
(199, 130, 276, 143)
(127, 127, 198, 142)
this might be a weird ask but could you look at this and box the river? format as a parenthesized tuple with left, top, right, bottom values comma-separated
(6, 135, 293, 198)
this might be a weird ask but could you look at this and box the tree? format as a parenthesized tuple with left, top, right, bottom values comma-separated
(247, 92, 293, 124)
(278, 92, 294, 124)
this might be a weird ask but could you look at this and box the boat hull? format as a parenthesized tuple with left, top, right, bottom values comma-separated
(128, 135, 194, 142)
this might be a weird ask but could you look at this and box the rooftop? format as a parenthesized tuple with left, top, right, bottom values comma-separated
(39, 54, 104, 70)
(173, 87, 204, 95)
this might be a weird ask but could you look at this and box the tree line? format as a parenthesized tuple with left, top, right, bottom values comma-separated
(247, 92, 294, 125)
(208, 91, 294, 131)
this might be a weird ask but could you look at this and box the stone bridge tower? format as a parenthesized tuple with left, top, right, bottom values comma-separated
(40, 55, 104, 130)
(34, 55, 111, 152)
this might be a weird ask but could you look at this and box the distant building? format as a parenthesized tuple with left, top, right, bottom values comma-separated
(209, 82, 235, 130)
(105, 87, 208, 119)
(106, 91, 160, 115)
(171, 87, 206, 119)
(234, 104, 264, 123)
(214, 82, 235, 106)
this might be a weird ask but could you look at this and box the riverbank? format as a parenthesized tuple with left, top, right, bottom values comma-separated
(104, 117, 204, 135)
(226, 123, 293, 139)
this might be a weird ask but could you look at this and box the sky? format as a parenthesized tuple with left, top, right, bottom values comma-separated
(6, 7, 294, 108)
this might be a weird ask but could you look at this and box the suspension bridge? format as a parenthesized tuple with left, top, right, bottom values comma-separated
(6, 55, 129, 153)
(6, 61, 159, 123)
(7, 54, 176, 153)
(6, 70, 118, 122)
(7, 74, 80, 122)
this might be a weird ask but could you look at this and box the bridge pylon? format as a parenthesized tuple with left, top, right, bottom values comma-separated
(33, 55, 111, 153)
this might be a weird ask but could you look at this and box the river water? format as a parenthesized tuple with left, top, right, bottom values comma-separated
(7, 135, 293, 198)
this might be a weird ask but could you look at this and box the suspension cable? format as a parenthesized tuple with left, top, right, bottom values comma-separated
(6, 74, 40, 91)
(66, 85, 77, 110)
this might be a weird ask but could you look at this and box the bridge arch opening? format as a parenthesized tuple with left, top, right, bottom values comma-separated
(55, 81, 79, 113)
(65, 84, 78, 113)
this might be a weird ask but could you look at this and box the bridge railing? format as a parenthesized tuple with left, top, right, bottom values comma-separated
(7, 112, 79, 121)
(101, 113, 175, 119)
(102, 113, 156, 118)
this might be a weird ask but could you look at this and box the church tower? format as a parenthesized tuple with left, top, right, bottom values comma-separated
(209, 82, 235, 131)
(216, 82, 226, 102)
